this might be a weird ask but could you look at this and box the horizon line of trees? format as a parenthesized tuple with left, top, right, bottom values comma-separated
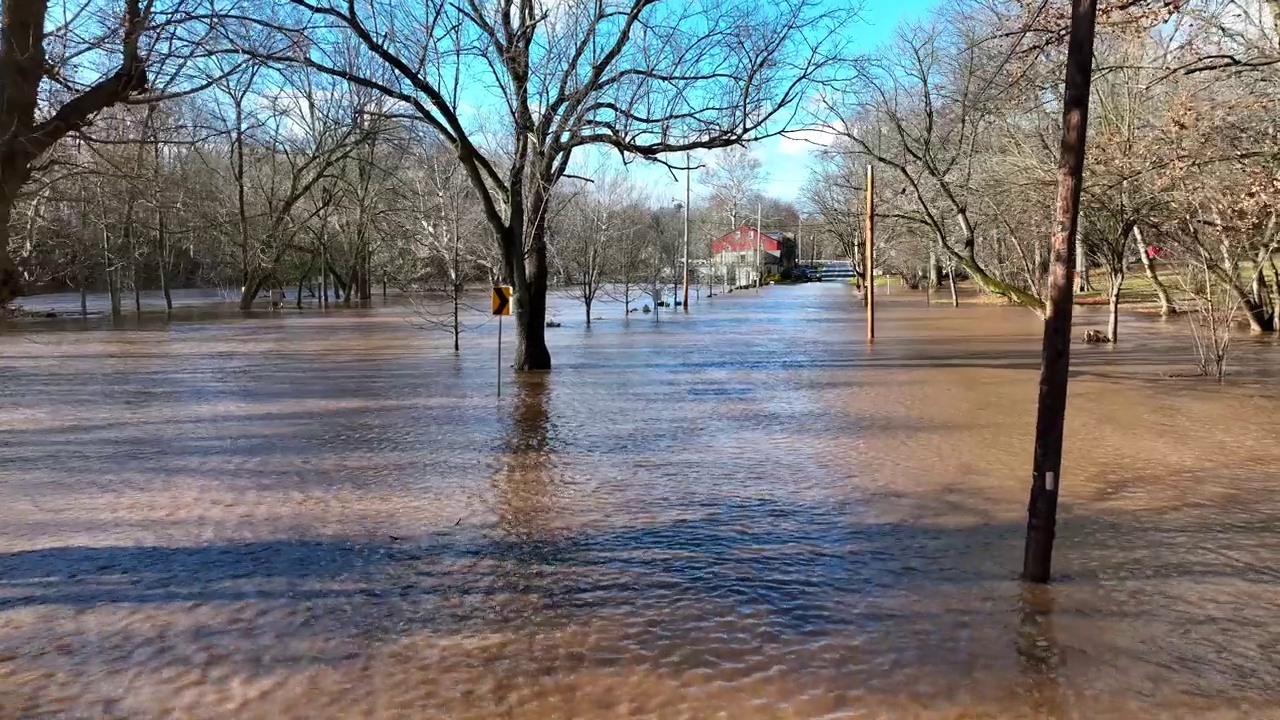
(3, 0, 1279, 368)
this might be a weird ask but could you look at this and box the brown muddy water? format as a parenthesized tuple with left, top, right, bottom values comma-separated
(1, 284, 1279, 719)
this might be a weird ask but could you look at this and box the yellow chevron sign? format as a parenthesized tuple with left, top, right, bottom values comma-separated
(491, 286, 512, 316)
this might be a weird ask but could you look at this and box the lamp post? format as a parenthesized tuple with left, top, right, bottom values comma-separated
(755, 202, 762, 292)
(683, 152, 691, 310)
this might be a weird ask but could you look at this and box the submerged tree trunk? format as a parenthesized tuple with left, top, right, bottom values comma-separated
(1074, 235, 1093, 292)
(0, 204, 20, 308)
(343, 263, 356, 307)
(153, 136, 173, 313)
(1107, 269, 1124, 342)
(948, 265, 958, 307)
(328, 261, 347, 302)
(1133, 227, 1172, 316)
(159, 248, 172, 312)
(103, 225, 122, 318)
(452, 282, 461, 352)
(239, 274, 264, 310)
(513, 209, 552, 371)
(296, 260, 312, 310)
(79, 287, 88, 317)
(320, 247, 330, 307)
(1271, 255, 1280, 335)
(1211, 263, 1276, 333)
(1241, 297, 1275, 333)
(584, 295, 592, 326)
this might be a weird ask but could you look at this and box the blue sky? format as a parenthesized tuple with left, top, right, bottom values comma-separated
(623, 0, 940, 208)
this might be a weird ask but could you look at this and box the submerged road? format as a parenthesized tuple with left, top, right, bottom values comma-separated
(1, 283, 1279, 718)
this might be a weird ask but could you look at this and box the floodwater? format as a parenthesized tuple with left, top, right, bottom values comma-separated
(1, 284, 1279, 719)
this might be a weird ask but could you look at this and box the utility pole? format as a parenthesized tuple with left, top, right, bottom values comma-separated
(1023, 0, 1098, 584)
(683, 151, 691, 311)
(747, 199, 757, 289)
(865, 165, 875, 342)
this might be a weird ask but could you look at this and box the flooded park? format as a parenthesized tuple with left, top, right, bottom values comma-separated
(1, 283, 1279, 719)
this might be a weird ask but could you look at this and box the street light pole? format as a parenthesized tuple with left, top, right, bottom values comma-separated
(683, 151, 691, 311)
(865, 164, 875, 342)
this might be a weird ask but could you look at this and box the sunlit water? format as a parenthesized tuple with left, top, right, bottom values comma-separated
(2, 284, 1278, 719)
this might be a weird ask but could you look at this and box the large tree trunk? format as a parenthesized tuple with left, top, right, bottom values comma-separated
(1133, 227, 1172, 316)
(514, 215, 552, 371)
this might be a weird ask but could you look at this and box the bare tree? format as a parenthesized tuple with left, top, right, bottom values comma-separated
(243, 0, 857, 369)
(703, 147, 765, 230)
(1180, 250, 1243, 381)
(406, 140, 490, 349)
(556, 176, 634, 326)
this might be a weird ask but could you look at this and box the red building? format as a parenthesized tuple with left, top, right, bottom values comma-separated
(710, 225, 796, 287)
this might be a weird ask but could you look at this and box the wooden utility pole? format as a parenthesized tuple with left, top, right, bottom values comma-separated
(865, 165, 875, 342)
(1023, 0, 1099, 584)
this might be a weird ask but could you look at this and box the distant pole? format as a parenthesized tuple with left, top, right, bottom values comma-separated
(797, 215, 803, 269)
(683, 151, 691, 311)
(747, 199, 757, 289)
(496, 314, 503, 398)
(1023, 0, 1098, 584)
(865, 164, 875, 342)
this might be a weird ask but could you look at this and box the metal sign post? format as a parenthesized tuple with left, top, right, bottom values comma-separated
(492, 286, 512, 397)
